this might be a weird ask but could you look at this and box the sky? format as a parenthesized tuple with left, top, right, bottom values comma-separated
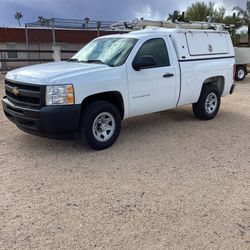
(0, 0, 247, 27)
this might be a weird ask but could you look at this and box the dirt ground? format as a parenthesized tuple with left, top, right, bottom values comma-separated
(0, 73, 250, 250)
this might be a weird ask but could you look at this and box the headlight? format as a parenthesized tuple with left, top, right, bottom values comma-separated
(46, 84, 75, 105)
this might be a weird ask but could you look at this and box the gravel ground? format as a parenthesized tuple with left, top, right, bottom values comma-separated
(0, 73, 250, 250)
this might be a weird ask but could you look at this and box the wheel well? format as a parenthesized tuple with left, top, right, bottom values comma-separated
(81, 91, 124, 119)
(203, 76, 225, 96)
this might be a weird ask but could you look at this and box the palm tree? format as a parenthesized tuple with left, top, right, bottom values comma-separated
(15, 12, 23, 27)
(224, 13, 243, 46)
(213, 6, 226, 23)
(167, 11, 184, 22)
(83, 17, 90, 29)
(186, 2, 214, 21)
(185, 1, 225, 23)
(233, 0, 250, 46)
(37, 16, 50, 26)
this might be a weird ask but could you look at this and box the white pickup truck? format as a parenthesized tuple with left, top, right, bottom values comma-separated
(2, 28, 235, 150)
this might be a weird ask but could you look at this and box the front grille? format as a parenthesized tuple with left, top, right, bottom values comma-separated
(5, 80, 44, 108)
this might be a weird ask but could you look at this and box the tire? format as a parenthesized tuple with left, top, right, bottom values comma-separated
(235, 65, 247, 81)
(192, 85, 221, 120)
(79, 101, 121, 150)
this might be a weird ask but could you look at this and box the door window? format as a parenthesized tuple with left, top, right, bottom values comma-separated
(133, 38, 170, 68)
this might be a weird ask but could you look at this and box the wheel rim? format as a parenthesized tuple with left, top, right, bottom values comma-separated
(205, 93, 218, 114)
(237, 69, 245, 79)
(92, 112, 116, 142)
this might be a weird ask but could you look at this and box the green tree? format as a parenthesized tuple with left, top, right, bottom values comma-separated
(186, 2, 214, 21)
(15, 12, 23, 27)
(233, 0, 250, 47)
(185, 1, 225, 22)
(223, 14, 242, 46)
(213, 6, 226, 23)
(223, 13, 242, 29)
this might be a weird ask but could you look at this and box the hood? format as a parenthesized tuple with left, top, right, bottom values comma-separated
(6, 61, 109, 85)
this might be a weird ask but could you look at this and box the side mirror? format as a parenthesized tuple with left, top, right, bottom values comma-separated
(133, 55, 156, 71)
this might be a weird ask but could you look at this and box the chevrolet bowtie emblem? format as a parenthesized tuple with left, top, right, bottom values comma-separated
(12, 87, 20, 96)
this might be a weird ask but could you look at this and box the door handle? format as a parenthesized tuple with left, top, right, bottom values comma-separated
(163, 73, 174, 78)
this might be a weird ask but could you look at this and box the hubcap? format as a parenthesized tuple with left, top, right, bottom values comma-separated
(92, 112, 115, 142)
(237, 69, 245, 79)
(205, 93, 218, 114)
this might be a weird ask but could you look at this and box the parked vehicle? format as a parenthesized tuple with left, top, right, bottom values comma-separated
(234, 47, 250, 81)
(2, 27, 235, 150)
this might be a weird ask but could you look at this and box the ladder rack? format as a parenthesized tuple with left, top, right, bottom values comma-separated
(137, 19, 227, 30)
(110, 19, 234, 31)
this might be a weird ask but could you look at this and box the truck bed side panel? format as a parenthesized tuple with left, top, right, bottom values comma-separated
(177, 58, 235, 106)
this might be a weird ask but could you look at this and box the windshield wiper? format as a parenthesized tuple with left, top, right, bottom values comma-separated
(68, 58, 79, 62)
(80, 59, 106, 65)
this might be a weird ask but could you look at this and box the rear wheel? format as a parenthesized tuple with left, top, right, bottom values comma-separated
(192, 85, 221, 120)
(235, 65, 247, 81)
(79, 101, 121, 150)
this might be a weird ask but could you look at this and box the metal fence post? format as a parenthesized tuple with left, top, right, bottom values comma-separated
(52, 18, 56, 46)
(97, 21, 101, 37)
(52, 46, 61, 62)
(25, 25, 30, 65)
(1, 52, 7, 70)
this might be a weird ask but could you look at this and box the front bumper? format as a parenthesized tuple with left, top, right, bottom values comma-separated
(2, 96, 81, 139)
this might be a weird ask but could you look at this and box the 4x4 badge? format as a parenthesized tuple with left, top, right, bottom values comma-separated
(12, 87, 20, 96)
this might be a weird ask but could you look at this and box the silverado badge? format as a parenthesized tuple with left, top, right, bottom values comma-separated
(208, 44, 213, 53)
(12, 87, 20, 96)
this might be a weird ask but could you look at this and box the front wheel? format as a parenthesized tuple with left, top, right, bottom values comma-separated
(79, 101, 121, 150)
(192, 85, 221, 120)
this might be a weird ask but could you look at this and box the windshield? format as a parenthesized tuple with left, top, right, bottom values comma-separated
(70, 37, 138, 67)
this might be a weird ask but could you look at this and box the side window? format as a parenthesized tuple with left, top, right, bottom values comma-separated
(134, 38, 170, 68)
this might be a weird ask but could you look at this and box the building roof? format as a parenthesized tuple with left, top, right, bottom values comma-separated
(0, 27, 124, 44)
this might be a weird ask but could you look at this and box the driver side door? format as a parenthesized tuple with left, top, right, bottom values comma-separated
(127, 37, 178, 117)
